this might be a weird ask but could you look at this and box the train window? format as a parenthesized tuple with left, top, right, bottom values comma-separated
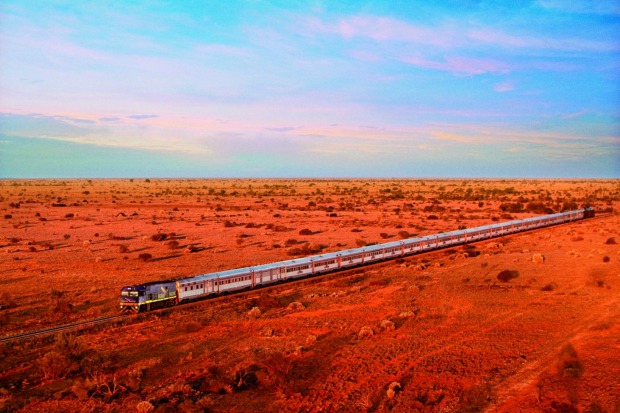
(184, 287, 188, 292)
(190, 286, 193, 290)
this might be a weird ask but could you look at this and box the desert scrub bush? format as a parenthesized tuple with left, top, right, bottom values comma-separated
(165, 240, 179, 249)
(50, 289, 73, 313)
(248, 307, 261, 318)
(151, 233, 167, 241)
(460, 382, 493, 412)
(558, 344, 582, 377)
(118, 244, 129, 253)
(499, 202, 524, 213)
(386, 382, 401, 399)
(182, 320, 203, 333)
(138, 253, 153, 262)
(40, 349, 76, 380)
(355, 239, 367, 247)
(602, 256, 610, 263)
(299, 228, 313, 235)
(39, 333, 88, 380)
(232, 363, 261, 390)
(542, 282, 558, 291)
(380, 319, 395, 331)
(136, 401, 155, 413)
(605, 237, 616, 244)
(497, 270, 519, 282)
(358, 326, 375, 339)
(287, 301, 305, 311)
(398, 230, 410, 239)
(0, 292, 16, 309)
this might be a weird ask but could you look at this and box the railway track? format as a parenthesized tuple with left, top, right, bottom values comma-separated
(2, 211, 610, 344)
(0, 314, 128, 344)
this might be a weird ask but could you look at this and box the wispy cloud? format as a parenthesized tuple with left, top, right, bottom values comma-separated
(562, 110, 589, 119)
(127, 114, 158, 120)
(493, 81, 515, 93)
(537, 0, 620, 16)
(468, 28, 620, 53)
(401, 55, 510, 75)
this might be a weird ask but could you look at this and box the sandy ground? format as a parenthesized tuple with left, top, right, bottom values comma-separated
(0, 179, 618, 412)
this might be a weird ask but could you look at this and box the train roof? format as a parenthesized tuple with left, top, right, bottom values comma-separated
(176, 208, 585, 284)
(120, 279, 177, 290)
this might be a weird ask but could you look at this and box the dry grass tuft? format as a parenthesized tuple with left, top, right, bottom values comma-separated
(358, 326, 374, 339)
(380, 319, 395, 331)
(287, 301, 305, 311)
(559, 343, 583, 377)
(248, 307, 261, 318)
(386, 382, 401, 399)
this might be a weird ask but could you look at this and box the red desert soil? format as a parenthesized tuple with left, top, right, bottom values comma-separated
(0, 179, 618, 412)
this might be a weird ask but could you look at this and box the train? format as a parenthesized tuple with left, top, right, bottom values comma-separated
(119, 207, 595, 312)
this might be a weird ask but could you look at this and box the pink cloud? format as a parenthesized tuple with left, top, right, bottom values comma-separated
(562, 110, 589, 119)
(347, 50, 381, 62)
(401, 55, 510, 75)
(493, 81, 515, 92)
(194, 44, 251, 58)
(468, 28, 619, 53)
(307, 15, 461, 48)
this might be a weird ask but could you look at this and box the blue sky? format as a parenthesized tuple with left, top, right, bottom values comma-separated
(0, 0, 618, 178)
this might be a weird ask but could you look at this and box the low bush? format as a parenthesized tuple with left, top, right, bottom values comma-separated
(151, 233, 167, 241)
(497, 270, 519, 282)
(559, 344, 582, 377)
(605, 237, 616, 245)
(299, 228, 313, 235)
(138, 253, 153, 262)
(166, 240, 179, 249)
(0, 292, 16, 309)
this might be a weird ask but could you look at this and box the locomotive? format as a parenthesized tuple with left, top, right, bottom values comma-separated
(120, 208, 594, 312)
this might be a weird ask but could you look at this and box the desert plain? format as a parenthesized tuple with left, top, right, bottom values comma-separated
(0, 178, 618, 413)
